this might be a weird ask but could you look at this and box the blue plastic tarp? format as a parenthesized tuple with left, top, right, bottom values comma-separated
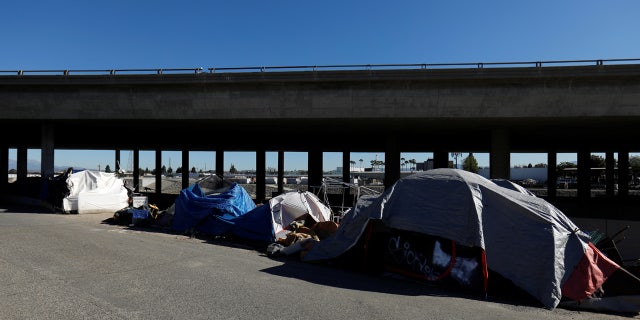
(171, 182, 256, 233)
(207, 205, 276, 243)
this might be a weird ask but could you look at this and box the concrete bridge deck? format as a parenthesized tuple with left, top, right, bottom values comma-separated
(2, 59, 640, 219)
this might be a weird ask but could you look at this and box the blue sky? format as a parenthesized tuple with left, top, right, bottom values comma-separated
(3, 1, 640, 171)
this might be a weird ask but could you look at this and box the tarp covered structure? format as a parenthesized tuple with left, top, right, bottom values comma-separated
(269, 191, 333, 238)
(62, 170, 130, 214)
(302, 168, 620, 309)
(170, 182, 257, 234)
(171, 181, 333, 243)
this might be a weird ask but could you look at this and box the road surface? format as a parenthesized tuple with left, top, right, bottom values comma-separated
(0, 204, 636, 320)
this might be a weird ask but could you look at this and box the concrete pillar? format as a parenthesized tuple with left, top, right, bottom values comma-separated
(577, 149, 591, 201)
(115, 149, 121, 173)
(17, 147, 27, 182)
(308, 148, 323, 193)
(547, 152, 557, 200)
(618, 150, 629, 198)
(384, 136, 400, 188)
(216, 150, 224, 178)
(133, 149, 140, 193)
(182, 148, 189, 190)
(155, 148, 162, 196)
(605, 151, 615, 196)
(0, 144, 7, 195)
(490, 129, 510, 179)
(277, 151, 284, 195)
(342, 150, 351, 195)
(40, 123, 55, 180)
(433, 149, 449, 169)
(256, 149, 266, 203)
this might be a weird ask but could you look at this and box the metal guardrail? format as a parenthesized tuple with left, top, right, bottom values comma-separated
(1, 58, 639, 76)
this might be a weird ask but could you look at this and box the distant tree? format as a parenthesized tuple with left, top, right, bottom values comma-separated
(590, 154, 606, 168)
(557, 161, 577, 173)
(229, 164, 238, 174)
(350, 160, 356, 170)
(144, 167, 150, 174)
(462, 153, 479, 173)
(409, 159, 416, 171)
(528, 163, 533, 168)
(104, 165, 111, 173)
(191, 166, 197, 173)
(359, 159, 363, 169)
(176, 166, 182, 174)
(533, 163, 547, 168)
(400, 157, 406, 171)
(161, 165, 167, 174)
(630, 156, 640, 170)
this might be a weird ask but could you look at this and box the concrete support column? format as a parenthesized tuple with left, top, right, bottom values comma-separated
(618, 150, 629, 198)
(547, 152, 557, 200)
(384, 136, 400, 189)
(115, 149, 121, 173)
(605, 151, 615, 197)
(182, 148, 189, 190)
(17, 147, 27, 181)
(0, 144, 8, 195)
(40, 123, 55, 181)
(577, 149, 591, 201)
(155, 148, 162, 196)
(133, 149, 140, 193)
(39, 123, 55, 201)
(490, 129, 510, 179)
(17, 146, 27, 195)
(256, 149, 266, 203)
(216, 150, 224, 178)
(433, 149, 449, 169)
(308, 148, 323, 193)
(342, 150, 351, 195)
(277, 151, 284, 195)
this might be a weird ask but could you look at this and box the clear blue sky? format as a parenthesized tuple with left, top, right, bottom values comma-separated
(3, 1, 640, 171)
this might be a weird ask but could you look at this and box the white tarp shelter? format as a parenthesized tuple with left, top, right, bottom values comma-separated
(62, 170, 129, 214)
(270, 191, 332, 238)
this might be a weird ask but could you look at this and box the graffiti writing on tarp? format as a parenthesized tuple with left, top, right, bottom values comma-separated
(387, 234, 442, 280)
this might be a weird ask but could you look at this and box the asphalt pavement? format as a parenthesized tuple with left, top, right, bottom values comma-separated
(0, 204, 636, 320)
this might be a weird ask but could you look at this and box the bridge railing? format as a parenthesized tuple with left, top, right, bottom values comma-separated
(1, 58, 640, 76)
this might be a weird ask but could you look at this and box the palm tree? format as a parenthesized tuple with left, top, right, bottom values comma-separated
(451, 152, 462, 169)
(359, 159, 363, 170)
(350, 160, 356, 171)
(400, 157, 406, 171)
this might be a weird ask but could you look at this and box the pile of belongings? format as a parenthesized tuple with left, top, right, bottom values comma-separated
(112, 202, 162, 227)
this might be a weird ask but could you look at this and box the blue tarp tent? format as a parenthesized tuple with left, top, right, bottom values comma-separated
(171, 179, 333, 243)
(207, 205, 276, 243)
(171, 182, 257, 234)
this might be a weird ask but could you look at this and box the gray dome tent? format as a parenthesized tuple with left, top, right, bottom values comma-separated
(302, 168, 619, 309)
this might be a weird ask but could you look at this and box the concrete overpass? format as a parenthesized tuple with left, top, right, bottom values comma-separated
(2, 59, 640, 218)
